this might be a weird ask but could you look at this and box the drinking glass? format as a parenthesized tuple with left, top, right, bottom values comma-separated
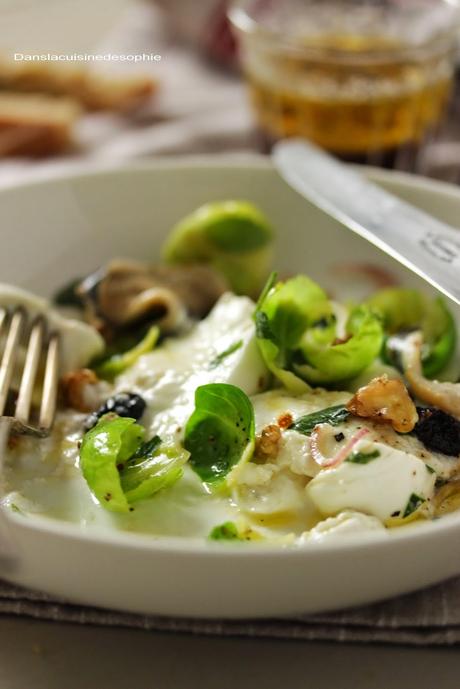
(229, 0, 460, 170)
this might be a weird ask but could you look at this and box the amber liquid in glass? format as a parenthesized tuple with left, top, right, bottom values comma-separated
(245, 35, 453, 168)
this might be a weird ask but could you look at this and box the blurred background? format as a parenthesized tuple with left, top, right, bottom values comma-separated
(0, 0, 459, 185)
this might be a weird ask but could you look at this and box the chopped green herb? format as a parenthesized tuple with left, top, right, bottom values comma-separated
(94, 324, 160, 381)
(209, 340, 243, 369)
(435, 476, 449, 489)
(426, 464, 435, 474)
(403, 493, 425, 518)
(345, 449, 380, 464)
(184, 383, 255, 484)
(209, 521, 240, 541)
(254, 311, 275, 341)
(290, 405, 350, 436)
(254, 270, 278, 312)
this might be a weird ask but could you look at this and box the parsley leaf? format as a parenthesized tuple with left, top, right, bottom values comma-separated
(345, 449, 380, 464)
(290, 405, 350, 436)
(209, 522, 240, 541)
(208, 340, 243, 369)
(403, 493, 425, 518)
(254, 311, 275, 341)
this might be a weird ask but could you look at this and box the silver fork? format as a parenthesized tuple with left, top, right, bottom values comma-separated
(0, 307, 60, 439)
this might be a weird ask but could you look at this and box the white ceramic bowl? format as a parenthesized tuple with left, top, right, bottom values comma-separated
(1, 158, 460, 619)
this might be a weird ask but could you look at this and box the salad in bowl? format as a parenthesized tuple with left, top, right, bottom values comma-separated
(3, 197, 460, 547)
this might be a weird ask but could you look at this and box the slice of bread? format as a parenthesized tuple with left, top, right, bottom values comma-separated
(0, 61, 156, 111)
(0, 92, 81, 156)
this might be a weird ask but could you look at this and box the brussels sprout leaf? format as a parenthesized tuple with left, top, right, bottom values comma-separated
(184, 383, 255, 483)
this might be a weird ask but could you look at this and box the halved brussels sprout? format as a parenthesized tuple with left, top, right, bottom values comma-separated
(162, 200, 274, 297)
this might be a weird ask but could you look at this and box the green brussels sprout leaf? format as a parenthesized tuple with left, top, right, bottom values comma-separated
(80, 415, 186, 512)
(162, 200, 274, 297)
(184, 383, 255, 484)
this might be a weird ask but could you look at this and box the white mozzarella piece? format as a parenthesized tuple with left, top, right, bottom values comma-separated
(0, 283, 104, 372)
(306, 441, 436, 522)
(278, 430, 320, 478)
(300, 511, 386, 543)
(116, 293, 269, 441)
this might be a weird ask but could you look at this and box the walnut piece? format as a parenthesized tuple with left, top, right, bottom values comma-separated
(61, 368, 99, 413)
(347, 375, 418, 434)
(255, 424, 282, 461)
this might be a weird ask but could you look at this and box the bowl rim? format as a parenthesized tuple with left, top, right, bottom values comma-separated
(3, 155, 460, 559)
(0, 153, 459, 201)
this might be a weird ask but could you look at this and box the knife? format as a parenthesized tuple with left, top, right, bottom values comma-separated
(273, 139, 460, 305)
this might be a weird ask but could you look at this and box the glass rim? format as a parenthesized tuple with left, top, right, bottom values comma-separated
(228, 0, 460, 64)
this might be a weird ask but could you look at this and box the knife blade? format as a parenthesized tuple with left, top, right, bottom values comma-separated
(273, 139, 460, 305)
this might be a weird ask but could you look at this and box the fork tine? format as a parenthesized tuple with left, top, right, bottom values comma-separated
(39, 331, 60, 431)
(15, 316, 45, 424)
(0, 308, 25, 416)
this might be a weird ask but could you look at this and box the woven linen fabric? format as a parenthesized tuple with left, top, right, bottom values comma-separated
(1, 577, 460, 646)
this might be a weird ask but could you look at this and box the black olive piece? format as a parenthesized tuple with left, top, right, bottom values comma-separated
(84, 392, 146, 431)
(413, 407, 460, 457)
